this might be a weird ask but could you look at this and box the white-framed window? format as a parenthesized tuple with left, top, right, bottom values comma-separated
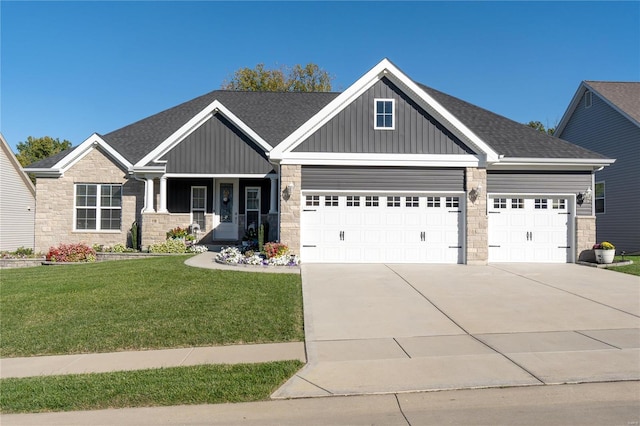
(75, 184, 122, 231)
(585, 90, 592, 108)
(493, 198, 507, 209)
(346, 196, 360, 207)
(374, 98, 395, 129)
(406, 196, 419, 207)
(305, 195, 320, 206)
(511, 198, 524, 209)
(365, 196, 379, 207)
(445, 197, 459, 208)
(245, 187, 260, 232)
(387, 196, 401, 207)
(552, 199, 566, 210)
(534, 199, 548, 209)
(595, 181, 605, 214)
(427, 196, 441, 208)
(325, 195, 339, 207)
(191, 186, 207, 231)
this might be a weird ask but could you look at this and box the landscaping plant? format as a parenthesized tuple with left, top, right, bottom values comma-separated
(46, 243, 96, 262)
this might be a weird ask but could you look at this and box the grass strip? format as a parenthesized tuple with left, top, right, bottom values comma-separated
(609, 255, 640, 276)
(0, 360, 303, 413)
(0, 256, 303, 357)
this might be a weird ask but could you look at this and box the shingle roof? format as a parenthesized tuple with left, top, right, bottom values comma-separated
(26, 146, 79, 168)
(585, 81, 640, 124)
(418, 83, 608, 159)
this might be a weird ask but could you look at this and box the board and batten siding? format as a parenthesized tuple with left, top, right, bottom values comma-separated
(162, 114, 275, 175)
(294, 77, 475, 155)
(302, 166, 464, 192)
(487, 171, 593, 216)
(0, 139, 36, 251)
(558, 89, 640, 252)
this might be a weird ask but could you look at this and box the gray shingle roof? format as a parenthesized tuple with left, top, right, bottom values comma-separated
(418, 83, 608, 159)
(26, 146, 79, 168)
(585, 81, 640, 124)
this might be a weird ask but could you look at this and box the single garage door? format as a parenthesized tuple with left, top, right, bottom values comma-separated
(301, 193, 464, 263)
(488, 196, 572, 263)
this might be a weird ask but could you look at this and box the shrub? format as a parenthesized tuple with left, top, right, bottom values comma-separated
(149, 239, 187, 253)
(46, 243, 97, 263)
(166, 227, 189, 239)
(263, 242, 289, 259)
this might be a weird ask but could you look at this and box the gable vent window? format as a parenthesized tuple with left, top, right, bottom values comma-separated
(374, 99, 395, 129)
(585, 90, 592, 108)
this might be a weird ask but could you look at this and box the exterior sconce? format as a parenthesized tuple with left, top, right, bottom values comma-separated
(576, 187, 592, 206)
(282, 182, 295, 200)
(469, 183, 482, 203)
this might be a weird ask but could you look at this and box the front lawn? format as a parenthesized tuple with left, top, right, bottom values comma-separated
(0, 361, 303, 413)
(608, 255, 640, 276)
(0, 256, 303, 357)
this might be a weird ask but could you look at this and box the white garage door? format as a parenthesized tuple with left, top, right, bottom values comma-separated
(301, 194, 464, 263)
(488, 196, 572, 263)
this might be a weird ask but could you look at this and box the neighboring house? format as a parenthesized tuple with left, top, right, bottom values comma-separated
(0, 133, 36, 251)
(556, 81, 640, 254)
(25, 59, 614, 264)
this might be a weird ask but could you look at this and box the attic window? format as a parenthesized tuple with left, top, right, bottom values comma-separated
(374, 99, 395, 129)
(585, 91, 592, 108)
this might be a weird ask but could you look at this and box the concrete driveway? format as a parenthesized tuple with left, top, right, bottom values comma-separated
(273, 264, 640, 398)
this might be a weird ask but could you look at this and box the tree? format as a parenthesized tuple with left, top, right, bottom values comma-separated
(222, 63, 333, 92)
(15, 136, 72, 167)
(526, 120, 555, 136)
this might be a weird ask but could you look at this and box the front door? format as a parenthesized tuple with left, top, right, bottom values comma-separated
(215, 179, 239, 240)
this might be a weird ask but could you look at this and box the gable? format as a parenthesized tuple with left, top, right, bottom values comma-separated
(161, 113, 274, 175)
(293, 78, 475, 155)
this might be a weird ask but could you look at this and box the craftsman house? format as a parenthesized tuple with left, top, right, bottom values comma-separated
(26, 59, 614, 263)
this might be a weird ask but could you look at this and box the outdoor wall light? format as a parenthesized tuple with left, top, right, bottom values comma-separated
(282, 182, 295, 200)
(468, 183, 482, 203)
(576, 187, 592, 206)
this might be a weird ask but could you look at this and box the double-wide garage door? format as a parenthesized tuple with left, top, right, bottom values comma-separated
(301, 194, 464, 263)
(488, 196, 572, 263)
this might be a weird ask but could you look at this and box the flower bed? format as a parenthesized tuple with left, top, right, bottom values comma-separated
(216, 246, 299, 267)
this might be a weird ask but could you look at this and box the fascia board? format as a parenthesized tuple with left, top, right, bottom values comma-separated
(278, 153, 480, 167)
(164, 173, 277, 178)
(22, 168, 63, 177)
(490, 157, 615, 170)
(54, 134, 133, 173)
(556, 82, 588, 136)
(271, 58, 498, 162)
(136, 100, 273, 168)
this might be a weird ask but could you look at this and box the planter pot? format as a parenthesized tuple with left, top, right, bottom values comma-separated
(594, 249, 615, 264)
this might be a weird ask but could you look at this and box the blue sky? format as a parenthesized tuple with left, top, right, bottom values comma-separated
(1, 1, 639, 152)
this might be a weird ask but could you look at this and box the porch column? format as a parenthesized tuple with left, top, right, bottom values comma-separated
(269, 176, 278, 214)
(143, 177, 155, 213)
(158, 176, 168, 213)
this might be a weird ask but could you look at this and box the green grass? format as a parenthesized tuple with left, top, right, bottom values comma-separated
(0, 256, 303, 357)
(0, 360, 303, 413)
(608, 255, 640, 276)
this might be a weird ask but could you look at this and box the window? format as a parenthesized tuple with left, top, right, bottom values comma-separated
(387, 196, 401, 207)
(534, 199, 548, 209)
(446, 197, 459, 208)
(365, 196, 379, 207)
(493, 198, 507, 209)
(325, 195, 339, 207)
(552, 199, 566, 210)
(192, 186, 207, 231)
(346, 196, 360, 207)
(595, 182, 605, 214)
(245, 187, 260, 232)
(406, 196, 419, 207)
(585, 90, 592, 108)
(75, 184, 122, 231)
(427, 197, 441, 208)
(374, 99, 395, 129)
(511, 199, 524, 209)
(305, 195, 319, 206)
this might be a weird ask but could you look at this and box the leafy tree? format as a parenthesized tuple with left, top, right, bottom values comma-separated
(222, 63, 333, 92)
(526, 120, 555, 136)
(15, 136, 72, 167)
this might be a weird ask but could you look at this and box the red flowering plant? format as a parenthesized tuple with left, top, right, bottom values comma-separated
(166, 226, 189, 239)
(263, 242, 289, 259)
(46, 243, 97, 262)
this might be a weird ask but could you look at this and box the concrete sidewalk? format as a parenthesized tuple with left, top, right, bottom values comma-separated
(0, 342, 306, 378)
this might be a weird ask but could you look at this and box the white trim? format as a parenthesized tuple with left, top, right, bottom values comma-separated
(302, 189, 465, 195)
(135, 100, 273, 167)
(374, 98, 395, 130)
(244, 186, 261, 230)
(191, 186, 207, 230)
(73, 183, 123, 232)
(594, 181, 605, 214)
(0, 133, 36, 196)
(278, 153, 480, 167)
(270, 58, 498, 163)
(489, 157, 615, 171)
(56, 134, 132, 173)
(164, 173, 276, 178)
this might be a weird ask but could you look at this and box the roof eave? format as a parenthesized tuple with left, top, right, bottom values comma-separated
(490, 157, 615, 171)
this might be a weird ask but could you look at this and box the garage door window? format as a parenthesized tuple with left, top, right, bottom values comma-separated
(552, 199, 566, 210)
(365, 196, 379, 207)
(427, 197, 441, 207)
(406, 196, 419, 207)
(325, 196, 339, 206)
(347, 196, 360, 207)
(387, 196, 401, 207)
(511, 198, 524, 209)
(305, 195, 320, 206)
(534, 199, 548, 209)
(493, 198, 507, 209)
(446, 197, 459, 208)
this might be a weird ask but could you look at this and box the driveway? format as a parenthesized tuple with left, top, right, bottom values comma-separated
(273, 264, 640, 398)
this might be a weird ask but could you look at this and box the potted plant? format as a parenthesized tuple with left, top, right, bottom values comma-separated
(593, 241, 615, 264)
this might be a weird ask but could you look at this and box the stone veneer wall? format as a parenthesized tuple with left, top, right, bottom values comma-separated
(34, 148, 143, 253)
(576, 216, 596, 262)
(465, 167, 488, 265)
(279, 165, 301, 255)
(141, 213, 213, 249)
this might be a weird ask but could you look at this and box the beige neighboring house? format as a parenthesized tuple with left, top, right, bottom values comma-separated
(0, 133, 36, 251)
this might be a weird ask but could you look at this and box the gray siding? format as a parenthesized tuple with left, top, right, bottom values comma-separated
(302, 166, 464, 192)
(487, 171, 593, 216)
(558, 90, 640, 252)
(163, 114, 275, 174)
(0, 142, 36, 251)
(294, 78, 475, 155)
